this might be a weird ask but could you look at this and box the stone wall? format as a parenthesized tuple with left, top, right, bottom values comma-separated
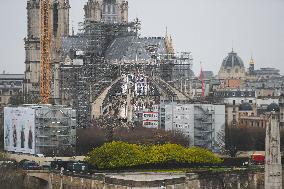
(25, 170, 267, 189)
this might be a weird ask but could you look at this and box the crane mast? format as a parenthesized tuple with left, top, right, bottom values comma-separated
(40, 0, 52, 104)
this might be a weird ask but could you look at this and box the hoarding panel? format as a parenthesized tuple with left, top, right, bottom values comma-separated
(4, 107, 35, 154)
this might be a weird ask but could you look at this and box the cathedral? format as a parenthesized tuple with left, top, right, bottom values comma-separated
(24, 0, 130, 102)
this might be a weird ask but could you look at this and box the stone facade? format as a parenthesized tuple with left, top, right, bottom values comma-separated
(24, 0, 70, 103)
(84, 0, 128, 24)
(25, 171, 268, 189)
(265, 113, 282, 189)
(0, 74, 24, 120)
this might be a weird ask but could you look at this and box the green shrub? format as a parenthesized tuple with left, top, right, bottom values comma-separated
(86, 141, 145, 169)
(185, 147, 223, 164)
(145, 144, 187, 164)
(85, 142, 222, 170)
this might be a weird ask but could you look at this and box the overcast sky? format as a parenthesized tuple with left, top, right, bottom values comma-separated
(0, 0, 284, 75)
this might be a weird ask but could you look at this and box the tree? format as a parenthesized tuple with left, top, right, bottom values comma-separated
(225, 127, 266, 157)
(76, 126, 190, 155)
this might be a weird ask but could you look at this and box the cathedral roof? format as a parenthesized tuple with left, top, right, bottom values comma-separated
(221, 50, 244, 69)
(105, 36, 167, 62)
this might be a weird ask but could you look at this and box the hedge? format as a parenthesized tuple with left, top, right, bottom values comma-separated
(85, 141, 222, 169)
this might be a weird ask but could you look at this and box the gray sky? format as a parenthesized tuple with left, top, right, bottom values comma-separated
(0, 0, 284, 75)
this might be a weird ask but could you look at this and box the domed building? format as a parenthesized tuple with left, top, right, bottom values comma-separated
(239, 102, 254, 117)
(239, 102, 253, 112)
(218, 50, 246, 79)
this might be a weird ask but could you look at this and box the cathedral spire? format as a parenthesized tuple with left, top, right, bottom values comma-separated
(165, 27, 174, 55)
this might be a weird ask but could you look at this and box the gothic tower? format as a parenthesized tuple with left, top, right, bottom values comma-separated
(24, 0, 41, 102)
(84, 0, 128, 24)
(24, 0, 70, 103)
(279, 94, 284, 129)
(53, 0, 70, 104)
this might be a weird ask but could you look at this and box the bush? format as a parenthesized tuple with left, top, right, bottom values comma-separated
(85, 142, 222, 170)
(185, 147, 223, 164)
(86, 141, 145, 169)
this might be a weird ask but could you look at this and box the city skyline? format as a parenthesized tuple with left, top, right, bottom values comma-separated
(0, 0, 283, 75)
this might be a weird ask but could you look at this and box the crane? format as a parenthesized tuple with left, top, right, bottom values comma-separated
(40, 0, 52, 104)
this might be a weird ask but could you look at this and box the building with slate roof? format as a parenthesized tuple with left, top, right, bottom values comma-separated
(218, 50, 246, 79)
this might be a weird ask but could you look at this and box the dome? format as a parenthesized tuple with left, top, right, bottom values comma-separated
(239, 103, 253, 111)
(222, 50, 244, 69)
(266, 103, 280, 112)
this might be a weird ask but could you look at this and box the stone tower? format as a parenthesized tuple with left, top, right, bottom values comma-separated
(24, 0, 41, 102)
(84, 0, 128, 23)
(24, 0, 70, 103)
(265, 112, 282, 189)
(279, 94, 284, 129)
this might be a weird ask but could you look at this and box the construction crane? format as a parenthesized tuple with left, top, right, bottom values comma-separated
(40, 0, 52, 104)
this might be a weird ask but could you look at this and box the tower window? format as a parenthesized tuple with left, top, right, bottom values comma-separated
(108, 5, 111, 14)
(112, 5, 116, 14)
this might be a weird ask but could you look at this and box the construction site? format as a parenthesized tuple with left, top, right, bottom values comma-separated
(4, 0, 225, 155)
(23, 0, 195, 125)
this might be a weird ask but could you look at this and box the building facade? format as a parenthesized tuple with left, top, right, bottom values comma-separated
(214, 90, 256, 127)
(0, 74, 24, 120)
(160, 101, 225, 151)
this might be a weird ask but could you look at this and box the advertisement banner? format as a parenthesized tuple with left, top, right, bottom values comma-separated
(4, 107, 35, 154)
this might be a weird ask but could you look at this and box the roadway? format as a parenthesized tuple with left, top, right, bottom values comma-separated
(7, 153, 85, 165)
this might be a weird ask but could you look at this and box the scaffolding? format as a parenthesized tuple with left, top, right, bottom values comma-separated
(194, 105, 215, 149)
(59, 21, 139, 127)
